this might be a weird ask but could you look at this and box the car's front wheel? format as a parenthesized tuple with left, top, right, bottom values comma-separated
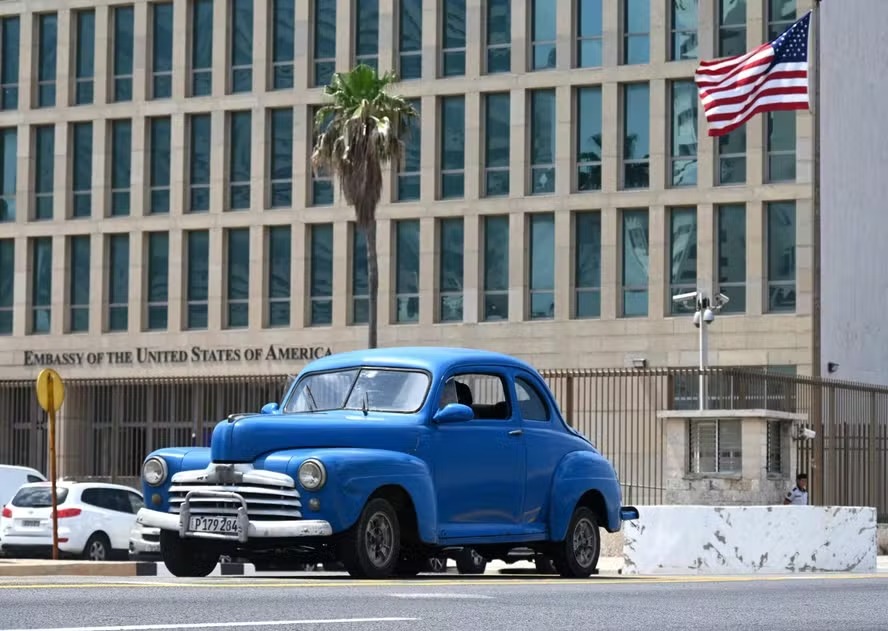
(159, 529, 219, 578)
(455, 548, 487, 574)
(551, 507, 600, 578)
(338, 498, 401, 579)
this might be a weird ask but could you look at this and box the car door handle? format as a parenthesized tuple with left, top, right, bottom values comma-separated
(508, 429, 523, 437)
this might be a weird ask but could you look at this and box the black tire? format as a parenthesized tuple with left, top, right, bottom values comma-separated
(159, 529, 219, 578)
(455, 548, 487, 574)
(82, 533, 111, 561)
(337, 498, 401, 579)
(534, 555, 558, 574)
(551, 507, 600, 578)
(427, 556, 447, 573)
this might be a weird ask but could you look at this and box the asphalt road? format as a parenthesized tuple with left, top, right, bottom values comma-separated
(0, 572, 886, 631)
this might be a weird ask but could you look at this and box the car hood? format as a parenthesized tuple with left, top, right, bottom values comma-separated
(209, 412, 423, 463)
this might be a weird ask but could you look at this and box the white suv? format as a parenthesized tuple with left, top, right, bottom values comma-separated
(0, 481, 144, 561)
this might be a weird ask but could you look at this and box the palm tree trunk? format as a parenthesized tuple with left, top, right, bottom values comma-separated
(364, 220, 379, 349)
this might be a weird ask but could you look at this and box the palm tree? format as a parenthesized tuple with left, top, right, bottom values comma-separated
(311, 64, 418, 349)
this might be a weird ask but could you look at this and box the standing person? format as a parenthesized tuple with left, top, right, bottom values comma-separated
(783, 473, 808, 505)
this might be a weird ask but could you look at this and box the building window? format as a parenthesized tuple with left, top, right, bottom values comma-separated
(394, 219, 420, 323)
(621, 209, 649, 318)
(768, 0, 796, 39)
(0, 239, 13, 334)
(483, 215, 509, 321)
(398, 0, 422, 80)
(0, 127, 15, 222)
(112, 5, 134, 102)
(439, 218, 464, 322)
(531, 0, 556, 70)
(528, 213, 554, 320)
(34, 126, 55, 221)
(36, 13, 57, 108)
(622, 83, 649, 189)
(668, 207, 697, 315)
(146, 232, 169, 331)
(149, 117, 171, 214)
(439, 96, 465, 199)
(309, 223, 333, 325)
(267, 226, 291, 327)
(230, 0, 253, 93)
(69, 236, 90, 333)
(270, 108, 294, 208)
(767, 112, 796, 182)
(485, 0, 510, 73)
(689, 419, 742, 474)
(229, 111, 252, 210)
(767, 201, 796, 313)
(529, 89, 556, 195)
(311, 107, 334, 205)
(719, 0, 746, 58)
(0, 17, 20, 110)
(577, 0, 602, 68)
(72, 122, 93, 219)
(350, 225, 368, 325)
(186, 230, 209, 329)
(718, 128, 746, 185)
(188, 114, 211, 212)
(671, 0, 698, 61)
(313, 0, 336, 87)
(191, 0, 213, 96)
(717, 204, 746, 314)
(766, 421, 783, 474)
(151, 3, 173, 99)
(355, 0, 379, 70)
(272, 0, 295, 89)
(576, 86, 602, 192)
(484, 93, 510, 197)
(74, 10, 95, 105)
(397, 99, 421, 201)
(31, 237, 52, 334)
(110, 120, 131, 217)
(671, 80, 698, 187)
(107, 234, 129, 332)
(226, 228, 250, 328)
(574, 211, 601, 318)
(441, 0, 466, 77)
(623, 0, 649, 65)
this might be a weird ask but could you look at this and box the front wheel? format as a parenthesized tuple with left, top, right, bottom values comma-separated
(159, 529, 219, 578)
(82, 533, 111, 561)
(338, 498, 401, 579)
(455, 548, 487, 574)
(551, 507, 600, 578)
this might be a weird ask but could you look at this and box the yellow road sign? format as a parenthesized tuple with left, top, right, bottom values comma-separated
(35, 368, 65, 413)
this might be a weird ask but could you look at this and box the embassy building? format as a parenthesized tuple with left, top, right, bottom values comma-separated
(0, 0, 885, 485)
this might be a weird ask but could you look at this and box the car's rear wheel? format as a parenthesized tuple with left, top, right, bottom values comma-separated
(534, 555, 558, 574)
(82, 533, 111, 561)
(551, 507, 600, 578)
(338, 498, 401, 579)
(455, 548, 487, 574)
(159, 529, 219, 578)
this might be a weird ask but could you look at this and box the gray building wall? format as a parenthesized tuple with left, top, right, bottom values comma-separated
(820, 0, 888, 385)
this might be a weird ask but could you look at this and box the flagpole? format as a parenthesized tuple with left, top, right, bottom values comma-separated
(810, 0, 824, 506)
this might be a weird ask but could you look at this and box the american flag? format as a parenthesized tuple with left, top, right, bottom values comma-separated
(695, 11, 811, 137)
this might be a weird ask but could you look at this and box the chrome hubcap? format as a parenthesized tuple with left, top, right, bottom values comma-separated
(572, 518, 597, 568)
(89, 541, 106, 561)
(364, 512, 394, 568)
(470, 549, 485, 567)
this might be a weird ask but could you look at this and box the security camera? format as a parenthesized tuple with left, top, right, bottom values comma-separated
(717, 293, 730, 304)
(702, 308, 715, 324)
(672, 291, 699, 303)
(802, 428, 816, 440)
(693, 311, 701, 328)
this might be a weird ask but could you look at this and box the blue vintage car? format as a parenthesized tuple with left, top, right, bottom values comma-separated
(136, 347, 639, 579)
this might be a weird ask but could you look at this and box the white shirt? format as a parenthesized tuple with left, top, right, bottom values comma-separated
(785, 486, 808, 505)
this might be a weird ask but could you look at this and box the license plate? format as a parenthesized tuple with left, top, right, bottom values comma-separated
(188, 515, 238, 534)
(21, 520, 41, 528)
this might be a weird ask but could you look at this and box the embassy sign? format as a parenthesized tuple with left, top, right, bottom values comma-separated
(22, 345, 333, 368)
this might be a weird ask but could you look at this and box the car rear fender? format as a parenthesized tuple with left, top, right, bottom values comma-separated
(548, 451, 623, 538)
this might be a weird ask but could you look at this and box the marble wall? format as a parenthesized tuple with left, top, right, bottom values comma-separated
(622, 505, 878, 575)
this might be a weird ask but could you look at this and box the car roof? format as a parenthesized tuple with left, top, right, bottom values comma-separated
(0, 464, 46, 477)
(301, 346, 540, 376)
(18, 480, 142, 494)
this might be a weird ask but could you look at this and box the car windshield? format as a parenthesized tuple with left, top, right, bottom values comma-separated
(11, 486, 69, 507)
(282, 368, 430, 414)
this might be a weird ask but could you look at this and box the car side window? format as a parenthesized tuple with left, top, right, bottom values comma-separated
(440, 373, 511, 420)
(26, 475, 43, 483)
(515, 377, 549, 421)
(80, 488, 108, 510)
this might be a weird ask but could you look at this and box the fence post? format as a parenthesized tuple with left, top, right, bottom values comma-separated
(564, 376, 574, 427)
(870, 391, 877, 511)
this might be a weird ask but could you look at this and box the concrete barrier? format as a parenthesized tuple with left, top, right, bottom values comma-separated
(622, 505, 878, 575)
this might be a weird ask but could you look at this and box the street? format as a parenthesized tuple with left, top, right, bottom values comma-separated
(0, 572, 886, 631)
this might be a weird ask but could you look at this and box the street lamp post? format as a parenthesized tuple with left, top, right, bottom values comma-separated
(672, 290, 730, 411)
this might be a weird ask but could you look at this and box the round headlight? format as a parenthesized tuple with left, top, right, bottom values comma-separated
(298, 459, 326, 490)
(142, 457, 168, 487)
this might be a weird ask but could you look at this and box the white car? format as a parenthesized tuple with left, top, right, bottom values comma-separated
(0, 465, 47, 507)
(0, 481, 144, 561)
(128, 522, 160, 560)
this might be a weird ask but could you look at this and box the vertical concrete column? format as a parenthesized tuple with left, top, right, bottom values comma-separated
(554, 85, 572, 197)
(88, 233, 105, 334)
(167, 229, 184, 332)
(130, 116, 147, 218)
(554, 209, 572, 321)
(132, 2, 149, 102)
(207, 227, 223, 330)
(50, 235, 65, 336)
(648, 206, 666, 319)
(294, 0, 310, 92)
(462, 213, 480, 324)
(212, 0, 229, 97)
(13, 235, 28, 336)
(293, 104, 309, 211)
(376, 218, 392, 328)
(291, 221, 307, 329)
(17, 11, 33, 111)
(508, 87, 526, 198)
(464, 92, 481, 200)
(649, 79, 667, 192)
(250, 106, 266, 211)
(249, 225, 264, 328)
(601, 82, 619, 194)
(601, 0, 619, 68)
(419, 94, 437, 203)
(169, 113, 187, 216)
(172, 0, 188, 100)
(650, 0, 667, 65)
(794, 198, 814, 317)
(466, 0, 483, 78)
(508, 212, 526, 322)
(600, 207, 618, 320)
(418, 216, 436, 326)
(696, 203, 716, 296)
(129, 232, 145, 333)
(509, 0, 527, 74)
(378, 0, 396, 75)
(92, 120, 109, 220)
(56, 9, 72, 108)
(335, 0, 354, 72)
(332, 221, 349, 327)
(744, 1, 765, 188)
(252, 0, 269, 93)
(209, 110, 227, 214)
(746, 200, 764, 315)
(555, 0, 572, 70)
(421, 0, 439, 80)
(16, 123, 32, 224)
(93, 5, 110, 105)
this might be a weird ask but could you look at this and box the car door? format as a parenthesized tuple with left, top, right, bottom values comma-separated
(429, 368, 526, 539)
(105, 490, 141, 549)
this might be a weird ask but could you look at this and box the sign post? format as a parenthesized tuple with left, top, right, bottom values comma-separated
(35, 369, 65, 561)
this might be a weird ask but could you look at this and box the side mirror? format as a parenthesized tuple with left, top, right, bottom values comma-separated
(260, 402, 280, 415)
(433, 403, 474, 424)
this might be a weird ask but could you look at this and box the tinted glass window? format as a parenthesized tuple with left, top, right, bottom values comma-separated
(26, 475, 44, 483)
(80, 488, 107, 509)
(515, 377, 549, 421)
(126, 491, 144, 513)
(441, 373, 510, 420)
(12, 486, 69, 507)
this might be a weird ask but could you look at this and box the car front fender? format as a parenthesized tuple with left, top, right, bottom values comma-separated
(140, 447, 213, 510)
(548, 451, 624, 538)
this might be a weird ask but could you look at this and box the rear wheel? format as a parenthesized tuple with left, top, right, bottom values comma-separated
(159, 529, 219, 578)
(455, 548, 487, 574)
(338, 498, 401, 579)
(82, 533, 111, 561)
(551, 507, 600, 578)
